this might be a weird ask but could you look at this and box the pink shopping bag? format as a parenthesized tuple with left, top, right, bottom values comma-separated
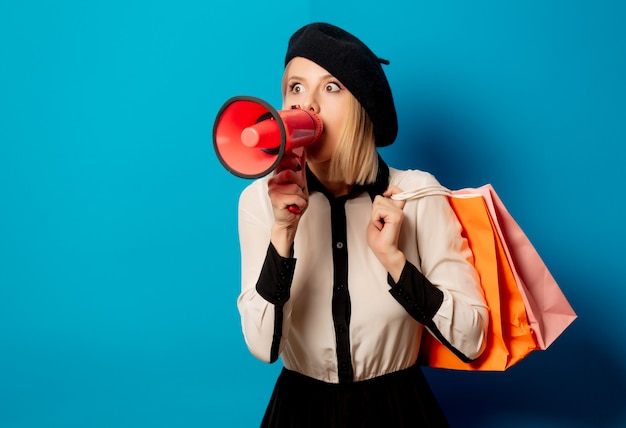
(454, 184, 577, 350)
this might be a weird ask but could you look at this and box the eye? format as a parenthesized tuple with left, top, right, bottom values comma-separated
(289, 83, 304, 94)
(324, 82, 341, 92)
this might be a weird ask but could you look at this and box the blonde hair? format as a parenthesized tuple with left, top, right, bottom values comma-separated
(328, 95, 379, 185)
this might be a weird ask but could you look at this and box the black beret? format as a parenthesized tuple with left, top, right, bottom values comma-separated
(284, 23, 398, 147)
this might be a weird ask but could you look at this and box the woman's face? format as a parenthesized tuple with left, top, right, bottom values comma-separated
(283, 57, 352, 164)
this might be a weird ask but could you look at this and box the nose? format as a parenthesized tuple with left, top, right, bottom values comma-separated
(307, 102, 320, 114)
(302, 95, 320, 114)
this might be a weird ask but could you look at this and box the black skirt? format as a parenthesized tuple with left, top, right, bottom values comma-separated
(260, 364, 450, 428)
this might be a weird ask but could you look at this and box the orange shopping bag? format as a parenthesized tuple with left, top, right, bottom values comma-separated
(418, 192, 539, 371)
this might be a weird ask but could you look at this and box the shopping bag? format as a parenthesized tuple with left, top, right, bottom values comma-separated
(418, 192, 539, 370)
(393, 184, 576, 370)
(454, 185, 577, 350)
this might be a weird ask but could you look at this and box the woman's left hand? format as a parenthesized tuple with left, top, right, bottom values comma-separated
(367, 186, 407, 281)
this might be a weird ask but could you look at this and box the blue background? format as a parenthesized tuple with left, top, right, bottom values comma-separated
(1, 1, 625, 427)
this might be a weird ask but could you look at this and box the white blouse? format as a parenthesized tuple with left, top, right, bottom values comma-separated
(237, 164, 488, 384)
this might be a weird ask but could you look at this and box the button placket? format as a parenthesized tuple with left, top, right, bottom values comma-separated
(329, 197, 354, 383)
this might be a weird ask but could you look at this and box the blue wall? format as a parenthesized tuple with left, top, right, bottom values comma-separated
(1, 1, 624, 427)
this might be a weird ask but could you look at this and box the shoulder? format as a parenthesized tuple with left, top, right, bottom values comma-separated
(388, 166, 441, 191)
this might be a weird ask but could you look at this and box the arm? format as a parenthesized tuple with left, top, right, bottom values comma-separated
(410, 192, 488, 362)
(236, 154, 307, 363)
(236, 181, 294, 363)
(368, 184, 488, 362)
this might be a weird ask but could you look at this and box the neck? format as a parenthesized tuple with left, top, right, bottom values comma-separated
(324, 181, 352, 198)
(308, 162, 352, 198)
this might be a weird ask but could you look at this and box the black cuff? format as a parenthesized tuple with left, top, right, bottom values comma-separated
(256, 243, 296, 306)
(388, 261, 444, 323)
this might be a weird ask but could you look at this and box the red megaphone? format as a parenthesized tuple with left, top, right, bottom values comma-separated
(212, 96, 323, 179)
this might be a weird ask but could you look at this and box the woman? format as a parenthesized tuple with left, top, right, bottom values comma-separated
(236, 22, 488, 427)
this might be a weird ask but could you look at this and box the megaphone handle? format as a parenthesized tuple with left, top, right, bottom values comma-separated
(288, 205, 302, 214)
(286, 146, 305, 215)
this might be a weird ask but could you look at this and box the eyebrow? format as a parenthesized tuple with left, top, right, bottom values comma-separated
(286, 74, 335, 82)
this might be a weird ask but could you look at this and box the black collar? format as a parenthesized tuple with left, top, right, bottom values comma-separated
(306, 155, 389, 202)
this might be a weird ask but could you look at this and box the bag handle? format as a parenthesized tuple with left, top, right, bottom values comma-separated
(390, 184, 451, 201)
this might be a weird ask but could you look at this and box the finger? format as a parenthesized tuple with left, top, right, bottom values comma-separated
(269, 171, 308, 209)
(382, 185, 402, 198)
(382, 186, 406, 210)
(370, 197, 387, 230)
(270, 169, 306, 188)
(274, 153, 303, 175)
(372, 196, 404, 225)
(280, 193, 308, 215)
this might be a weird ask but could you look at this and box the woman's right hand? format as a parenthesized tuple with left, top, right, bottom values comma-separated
(267, 152, 308, 256)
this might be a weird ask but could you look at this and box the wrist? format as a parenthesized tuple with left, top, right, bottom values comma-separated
(380, 250, 406, 282)
(271, 223, 298, 257)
